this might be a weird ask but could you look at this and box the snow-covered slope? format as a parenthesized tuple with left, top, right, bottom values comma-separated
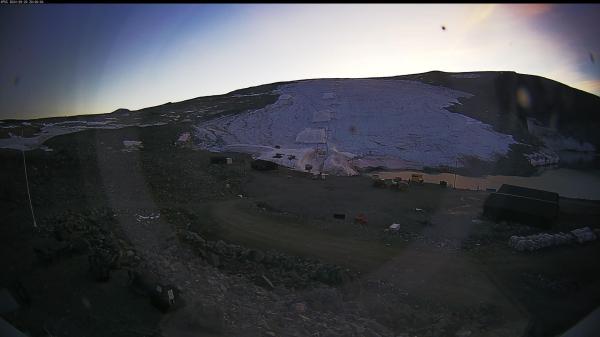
(3, 72, 597, 175)
(194, 79, 517, 175)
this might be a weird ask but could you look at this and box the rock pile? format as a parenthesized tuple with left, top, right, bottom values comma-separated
(509, 227, 598, 252)
(571, 227, 597, 243)
(36, 209, 140, 280)
(180, 230, 355, 289)
(525, 147, 560, 167)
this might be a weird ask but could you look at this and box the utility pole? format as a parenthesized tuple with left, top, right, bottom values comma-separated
(454, 159, 458, 189)
(21, 129, 37, 228)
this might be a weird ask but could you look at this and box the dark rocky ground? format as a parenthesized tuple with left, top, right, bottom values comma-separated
(1, 122, 600, 337)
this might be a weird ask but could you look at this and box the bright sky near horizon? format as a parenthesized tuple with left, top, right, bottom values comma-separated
(1, 4, 599, 120)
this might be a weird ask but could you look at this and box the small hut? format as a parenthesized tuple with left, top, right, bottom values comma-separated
(251, 159, 278, 171)
(410, 174, 424, 184)
(150, 283, 180, 312)
(390, 181, 409, 191)
(210, 156, 228, 165)
(373, 179, 387, 188)
(483, 184, 559, 228)
(389, 223, 401, 233)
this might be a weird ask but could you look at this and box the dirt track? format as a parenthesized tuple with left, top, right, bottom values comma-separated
(210, 199, 396, 271)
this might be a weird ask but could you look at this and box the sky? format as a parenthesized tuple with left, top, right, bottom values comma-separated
(1, 4, 599, 120)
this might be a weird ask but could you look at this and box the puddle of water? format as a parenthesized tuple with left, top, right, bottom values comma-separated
(372, 168, 600, 200)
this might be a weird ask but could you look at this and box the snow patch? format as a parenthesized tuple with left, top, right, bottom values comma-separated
(313, 110, 333, 122)
(194, 78, 517, 175)
(122, 140, 143, 152)
(527, 118, 596, 153)
(295, 128, 326, 144)
(232, 93, 269, 98)
(177, 132, 191, 142)
(0, 118, 163, 151)
(139, 122, 167, 127)
(322, 149, 358, 176)
(525, 118, 596, 166)
(525, 147, 560, 167)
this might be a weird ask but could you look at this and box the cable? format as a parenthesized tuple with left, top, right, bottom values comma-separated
(21, 131, 37, 228)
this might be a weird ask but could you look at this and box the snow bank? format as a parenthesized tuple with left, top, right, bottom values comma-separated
(139, 122, 167, 127)
(122, 140, 143, 152)
(527, 117, 596, 155)
(194, 78, 517, 175)
(313, 110, 333, 122)
(0, 126, 90, 151)
(525, 147, 560, 167)
(0, 118, 164, 151)
(323, 149, 358, 176)
(295, 128, 326, 144)
(178, 132, 191, 142)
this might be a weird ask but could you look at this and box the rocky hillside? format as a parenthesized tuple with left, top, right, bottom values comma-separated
(1, 71, 599, 176)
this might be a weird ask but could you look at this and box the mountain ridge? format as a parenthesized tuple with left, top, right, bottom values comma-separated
(1, 71, 599, 176)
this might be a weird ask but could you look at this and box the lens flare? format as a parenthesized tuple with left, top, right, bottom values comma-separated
(516, 87, 531, 109)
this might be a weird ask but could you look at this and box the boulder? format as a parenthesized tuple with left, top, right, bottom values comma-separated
(571, 227, 597, 243)
(207, 252, 221, 268)
(88, 247, 119, 282)
(184, 231, 206, 246)
(214, 240, 228, 255)
(150, 283, 180, 313)
(248, 249, 265, 263)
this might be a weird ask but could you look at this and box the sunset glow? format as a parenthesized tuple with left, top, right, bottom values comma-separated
(1, 4, 599, 119)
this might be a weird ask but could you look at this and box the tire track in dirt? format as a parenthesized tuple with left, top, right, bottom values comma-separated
(210, 199, 397, 271)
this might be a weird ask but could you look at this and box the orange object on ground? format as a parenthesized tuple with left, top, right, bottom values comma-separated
(355, 213, 368, 225)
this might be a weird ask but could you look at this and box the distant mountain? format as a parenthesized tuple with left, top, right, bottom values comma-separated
(1, 71, 598, 176)
(194, 72, 600, 175)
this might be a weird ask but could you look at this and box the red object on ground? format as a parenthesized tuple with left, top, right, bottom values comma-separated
(355, 213, 368, 225)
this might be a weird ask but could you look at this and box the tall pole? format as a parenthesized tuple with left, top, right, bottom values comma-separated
(454, 159, 457, 189)
(21, 129, 37, 228)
